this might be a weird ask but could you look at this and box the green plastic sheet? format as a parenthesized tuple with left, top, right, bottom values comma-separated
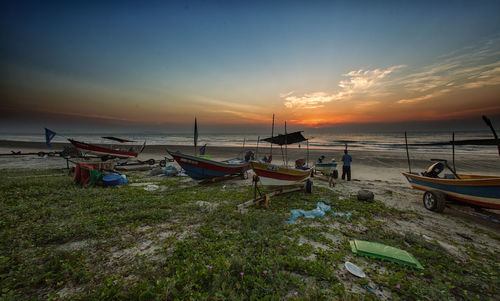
(350, 239, 424, 270)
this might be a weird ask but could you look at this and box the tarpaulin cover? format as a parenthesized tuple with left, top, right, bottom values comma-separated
(261, 131, 307, 145)
(350, 239, 423, 269)
(73, 163, 103, 186)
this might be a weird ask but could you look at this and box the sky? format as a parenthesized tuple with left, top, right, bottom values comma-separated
(1, 0, 500, 133)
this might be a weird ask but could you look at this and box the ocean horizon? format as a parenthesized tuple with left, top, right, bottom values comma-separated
(0, 130, 497, 155)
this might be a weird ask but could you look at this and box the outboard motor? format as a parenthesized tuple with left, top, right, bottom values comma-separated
(423, 162, 444, 178)
(244, 151, 254, 162)
(295, 158, 305, 169)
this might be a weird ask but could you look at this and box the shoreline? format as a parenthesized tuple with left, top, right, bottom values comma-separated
(1, 139, 499, 174)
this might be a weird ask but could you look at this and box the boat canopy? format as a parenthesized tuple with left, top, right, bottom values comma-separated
(260, 131, 307, 145)
(102, 136, 136, 143)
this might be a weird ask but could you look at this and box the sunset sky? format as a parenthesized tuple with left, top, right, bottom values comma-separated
(1, 1, 500, 133)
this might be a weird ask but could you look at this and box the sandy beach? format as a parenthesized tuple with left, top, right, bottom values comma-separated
(1, 140, 499, 237)
(1, 139, 500, 299)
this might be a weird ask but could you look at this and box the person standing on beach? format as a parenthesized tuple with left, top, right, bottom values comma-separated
(341, 150, 352, 181)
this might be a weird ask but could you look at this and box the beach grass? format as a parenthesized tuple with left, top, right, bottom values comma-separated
(1, 168, 499, 300)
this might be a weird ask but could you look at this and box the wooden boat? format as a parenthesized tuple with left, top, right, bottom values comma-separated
(251, 120, 312, 187)
(402, 169, 500, 211)
(68, 138, 145, 159)
(314, 160, 338, 177)
(402, 116, 500, 212)
(167, 149, 250, 181)
(251, 161, 311, 186)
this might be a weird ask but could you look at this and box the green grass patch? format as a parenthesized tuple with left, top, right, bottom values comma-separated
(0, 168, 498, 300)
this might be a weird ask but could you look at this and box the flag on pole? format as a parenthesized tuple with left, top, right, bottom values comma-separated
(194, 117, 198, 148)
(199, 144, 207, 155)
(45, 128, 56, 147)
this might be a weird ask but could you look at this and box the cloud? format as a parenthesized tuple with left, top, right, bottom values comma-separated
(283, 92, 338, 109)
(397, 89, 451, 104)
(396, 38, 500, 104)
(355, 100, 381, 108)
(340, 65, 405, 91)
(282, 65, 404, 109)
(282, 38, 500, 110)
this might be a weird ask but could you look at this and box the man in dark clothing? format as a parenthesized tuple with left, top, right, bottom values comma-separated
(341, 150, 352, 181)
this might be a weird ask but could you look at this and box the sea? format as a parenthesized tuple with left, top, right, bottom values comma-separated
(0, 130, 497, 155)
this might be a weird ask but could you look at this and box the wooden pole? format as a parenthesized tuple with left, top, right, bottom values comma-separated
(280, 143, 285, 166)
(306, 139, 309, 167)
(452, 132, 456, 172)
(194, 117, 198, 156)
(285, 121, 288, 167)
(270, 114, 274, 157)
(482, 115, 500, 156)
(242, 137, 246, 157)
(256, 136, 260, 159)
(405, 131, 411, 173)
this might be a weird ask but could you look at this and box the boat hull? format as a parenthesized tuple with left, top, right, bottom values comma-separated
(314, 162, 337, 175)
(402, 172, 500, 210)
(251, 161, 311, 186)
(69, 139, 139, 158)
(168, 149, 250, 181)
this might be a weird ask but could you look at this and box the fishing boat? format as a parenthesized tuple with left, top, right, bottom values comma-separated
(402, 115, 500, 212)
(67, 137, 146, 159)
(314, 159, 338, 178)
(167, 149, 250, 181)
(69, 138, 145, 159)
(44, 128, 145, 159)
(251, 117, 312, 187)
(402, 163, 500, 211)
(251, 160, 312, 186)
(167, 117, 250, 181)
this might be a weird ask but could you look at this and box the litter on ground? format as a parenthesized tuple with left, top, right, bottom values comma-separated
(344, 261, 366, 278)
(350, 239, 423, 269)
(286, 202, 331, 224)
(144, 184, 160, 191)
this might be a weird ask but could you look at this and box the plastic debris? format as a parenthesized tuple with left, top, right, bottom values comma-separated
(286, 202, 331, 224)
(350, 239, 423, 269)
(144, 184, 159, 191)
(164, 165, 178, 176)
(365, 285, 383, 297)
(330, 211, 352, 219)
(344, 261, 366, 278)
(149, 167, 164, 176)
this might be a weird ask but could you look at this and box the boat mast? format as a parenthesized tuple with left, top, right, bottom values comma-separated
(194, 117, 198, 156)
(256, 136, 260, 159)
(242, 137, 246, 157)
(284, 121, 288, 167)
(306, 139, 309, 167)
(452, 132, 456, 172)
(270, 114, 274, 158)
(405, 131, 411, 173)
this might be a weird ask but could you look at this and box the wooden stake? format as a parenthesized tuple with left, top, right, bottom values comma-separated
(405, 131, 411, 173)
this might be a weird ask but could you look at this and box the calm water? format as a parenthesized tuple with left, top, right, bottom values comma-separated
(0, 130, 497, 155)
